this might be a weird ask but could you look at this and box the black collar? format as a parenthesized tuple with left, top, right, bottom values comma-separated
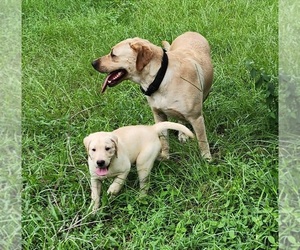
(140, 49, 168, 96)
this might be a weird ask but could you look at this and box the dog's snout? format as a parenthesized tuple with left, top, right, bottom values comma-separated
(92, 60, 99, 70)
(96, 160, 106, 168)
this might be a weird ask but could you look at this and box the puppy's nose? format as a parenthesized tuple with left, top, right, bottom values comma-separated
(92, 60, 99, 70)
(96, 160, 105, 168)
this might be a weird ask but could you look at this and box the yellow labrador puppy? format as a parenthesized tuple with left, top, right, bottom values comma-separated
(92, 32, 213, 160)
(84, 122, 194, 211)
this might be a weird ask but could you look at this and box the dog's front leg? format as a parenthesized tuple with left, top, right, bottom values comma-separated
(107, 172, 129, 196)
(91, 178, 101, 212)
(151, 108, 169, 159)
(189, 115, 212, 161)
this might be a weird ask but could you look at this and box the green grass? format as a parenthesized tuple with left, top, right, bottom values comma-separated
(279, 1, 300, 249)
(22, 0, 278, 249)
(1, 1, 22, 249)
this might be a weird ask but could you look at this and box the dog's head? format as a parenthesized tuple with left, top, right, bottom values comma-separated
(83, 132, 118, 177)
(91, 37, 154, 93)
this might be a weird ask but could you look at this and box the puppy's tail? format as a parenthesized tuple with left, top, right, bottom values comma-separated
(153, 122, 194, 138)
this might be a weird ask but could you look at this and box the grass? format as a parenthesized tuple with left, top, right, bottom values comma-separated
(279, 2, 300, 249)
(0, 1, 22, 249)
(22, 0, 278, 249)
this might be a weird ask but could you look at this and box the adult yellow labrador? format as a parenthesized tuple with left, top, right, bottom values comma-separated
(84, 122, 194, 211)
(92, 32, 213, 160)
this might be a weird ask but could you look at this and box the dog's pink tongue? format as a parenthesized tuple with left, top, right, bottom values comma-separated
(95, 168, 108, 176)
(101, 76, 110, 93)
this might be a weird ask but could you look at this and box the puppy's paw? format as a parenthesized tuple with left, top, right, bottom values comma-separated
(107, 183, 121, 196)
(158, 151, 170, 160)
(92, 208, 98, 215)
(138, 192, 148, 204)
(90, 202, 99, 214)
(178, 131, 189, 143)
(202, 152, 212, 162)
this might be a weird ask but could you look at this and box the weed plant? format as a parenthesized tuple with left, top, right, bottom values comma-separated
(22, 0, 278, 249)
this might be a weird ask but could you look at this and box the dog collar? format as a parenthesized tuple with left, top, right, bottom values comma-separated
(140, 49, 168, 96)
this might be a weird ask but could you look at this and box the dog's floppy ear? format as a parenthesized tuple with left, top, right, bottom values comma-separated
(110, 134, 118, 158)
(130, 41, 153, 71)
(83, 135, 91, 152)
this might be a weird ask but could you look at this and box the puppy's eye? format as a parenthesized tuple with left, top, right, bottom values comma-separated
(105, 147, 111, 151)
(92, 148, 96, 152)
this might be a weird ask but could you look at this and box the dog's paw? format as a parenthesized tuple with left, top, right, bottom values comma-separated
(202, 152, 212, 162)
(138, 192, 148, 204)
(90, 202, 99, 214)
(92, 208, 98, 215)
(158, 151, 170, 160)
(107, 183, 121, 196)
(178, 131, 190, 143)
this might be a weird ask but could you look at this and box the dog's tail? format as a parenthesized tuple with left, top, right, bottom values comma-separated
(153, 122, 194, 138)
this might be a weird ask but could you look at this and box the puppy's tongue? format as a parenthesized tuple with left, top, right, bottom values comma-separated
(95, 168, 108, 176)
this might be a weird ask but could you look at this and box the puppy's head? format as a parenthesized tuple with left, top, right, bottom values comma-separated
(91, 38, 154, 93)
(83, 132, 118, 177)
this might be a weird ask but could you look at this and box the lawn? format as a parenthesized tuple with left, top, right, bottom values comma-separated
(1, 1, 22, 249)
(22, 0, 278, 249)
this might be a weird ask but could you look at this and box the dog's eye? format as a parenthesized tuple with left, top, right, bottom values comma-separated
(92, 148, 96, 152)
(105, 147, 111, 151)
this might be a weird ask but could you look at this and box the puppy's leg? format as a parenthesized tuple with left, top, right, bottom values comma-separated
(189, 115, 212, 161)
(136, 145, 160, 196)
(152, 108, 169, 159)
(91, 178, 101, 212)
(107, 171, 130, 196)
(137, 163, 154, 196)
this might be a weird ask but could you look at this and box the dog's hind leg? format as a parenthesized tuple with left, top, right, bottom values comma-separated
(136, 143, 161, 196)
(189, 115, 212, 161)
(137, 165, 153, 196)
(177, 120, 191, 143)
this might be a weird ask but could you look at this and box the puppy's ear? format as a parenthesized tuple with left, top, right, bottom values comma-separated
(83, 135, 91, 152)
(110, 134, 118, 158)
(130, 41, 153, 71)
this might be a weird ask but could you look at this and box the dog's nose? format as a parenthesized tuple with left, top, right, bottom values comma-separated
(92, 60, 99, 70)
(96, 160, 105, 167)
